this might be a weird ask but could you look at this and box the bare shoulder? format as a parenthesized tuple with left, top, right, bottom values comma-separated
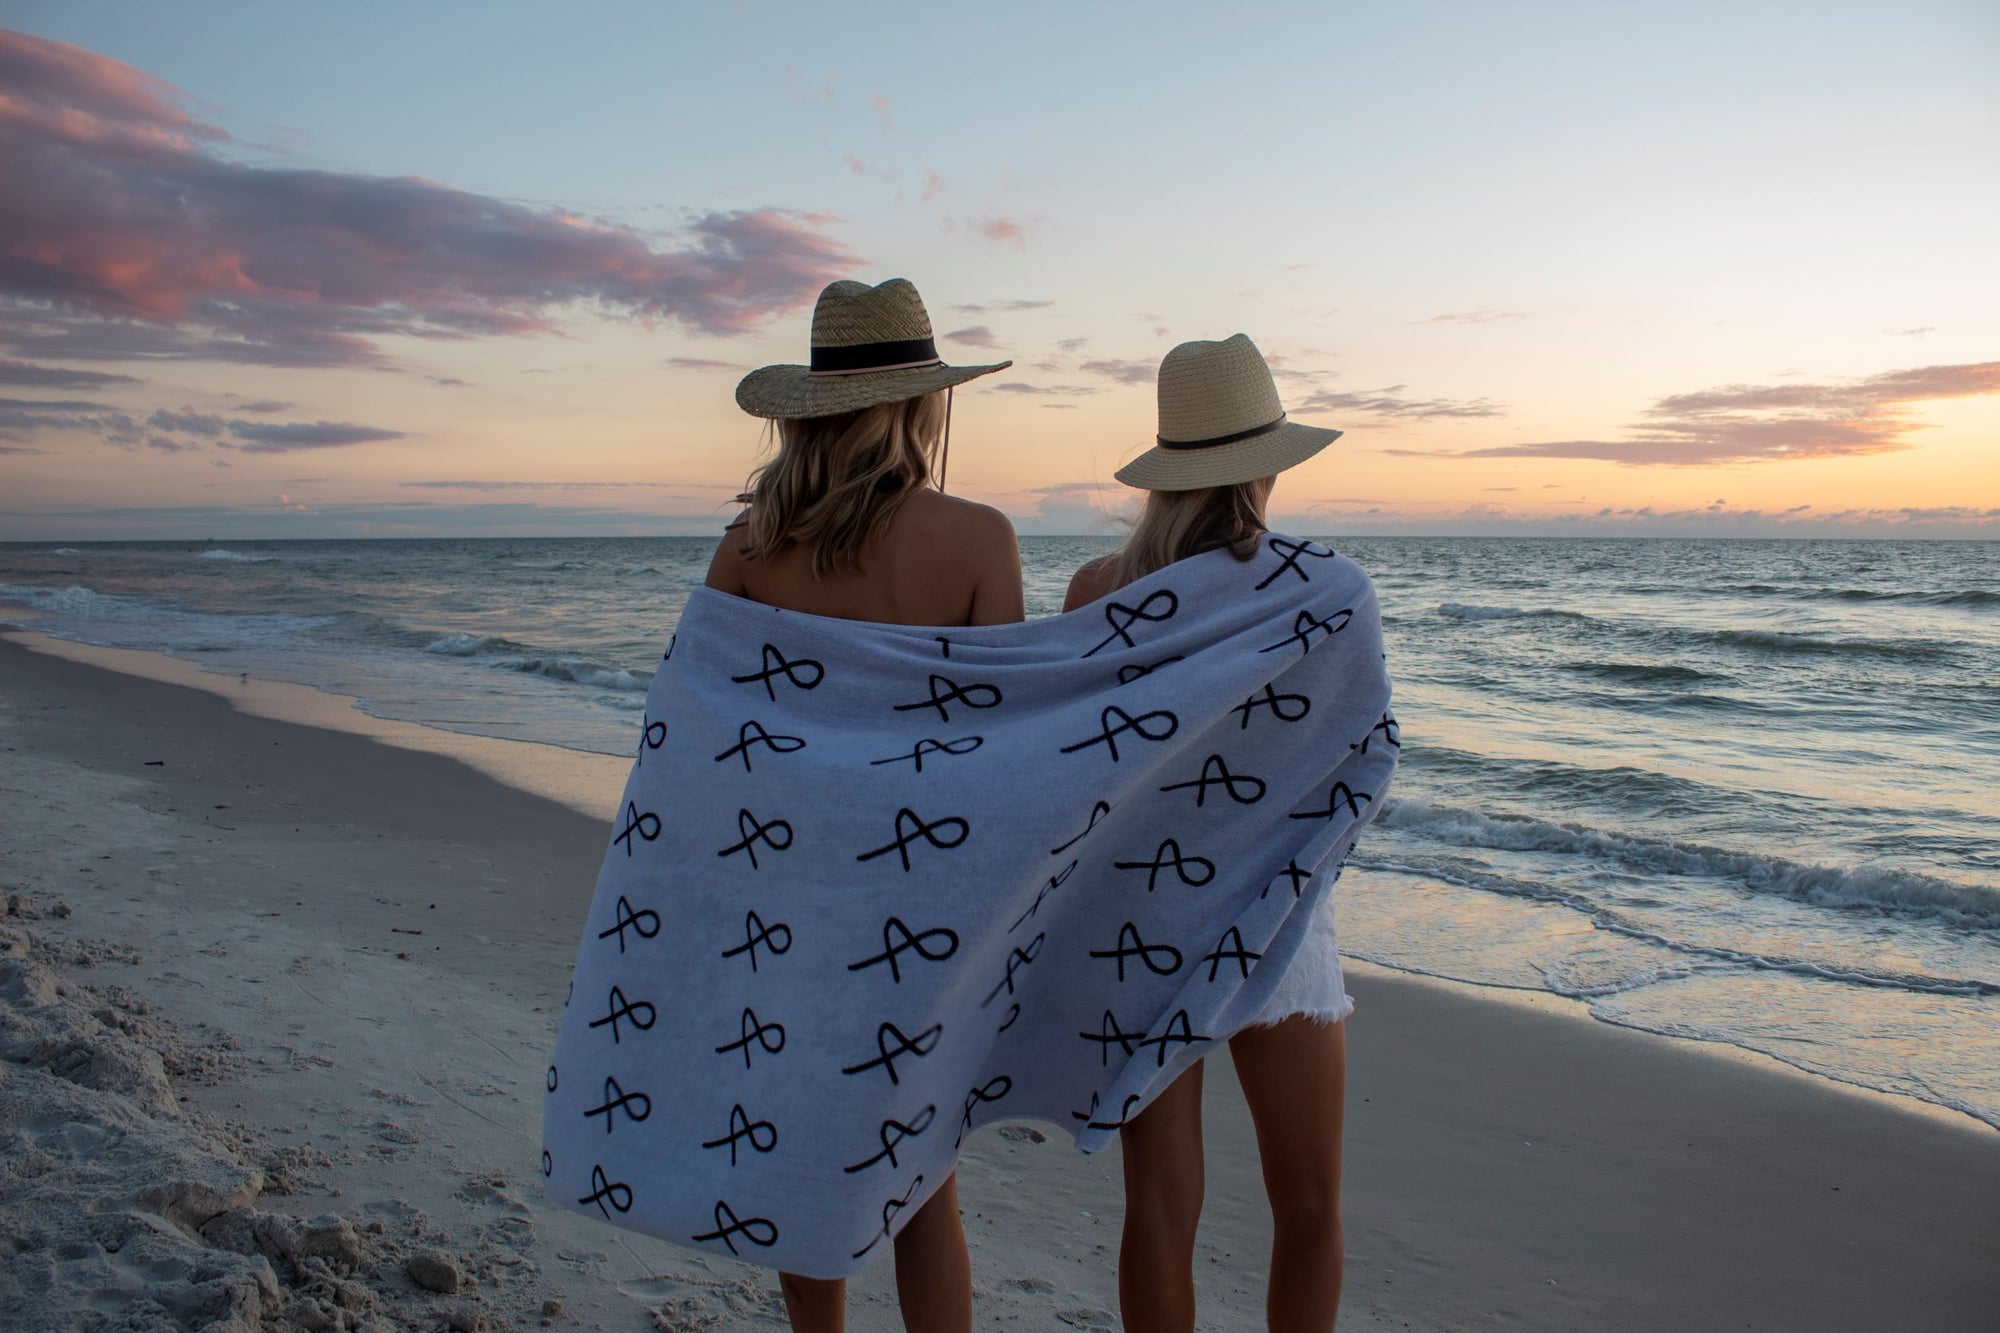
(703, 513, 751, 592)
(1063, 554, 1120, 613)
(900, 490, 1017, 553)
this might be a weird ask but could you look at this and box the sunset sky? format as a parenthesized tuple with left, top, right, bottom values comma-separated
(2, 1, 1996, 540)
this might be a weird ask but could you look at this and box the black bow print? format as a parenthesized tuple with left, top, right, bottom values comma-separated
(1051, 800, 1113, 854)
(1232, 683, 1311, 728)
(701, 1103, 779, 1166)
(1010, 859, 1076, 931)
(1259, 606, 1353, 656)
(1264, 859, 1312, 900)
(541, 1150, 552, 1178)
(844, 1105, 936, 1174)
(1255, 535, 1337, 590)
(715, 1007, 786, 1068)
(731, 642, 824, 700)
(714, 719, 807, 772)
(718, 808, 794, 868)
(996, 1003, 1021, 1033)
(1089, 921, 1184, 981)
(1071, 1090, 1144, 1130)
(598, 894, 661, 952)
(1352, 713, 1401, 754)
(583, 1075, 652, 1133)
(1116, 655, 1185, 686)
(638, 712, 666, 764)
(1159, 753, 1267, 806)
(693, 1200, 779, 1256)
(1059, 704, 1179, 762)
(546, 1065, 558, 1092)
(662, 633, 676, 662)
(982, 933, 1044, 1007)
(848, 916, 960, 983)
(892, 673, 1003, 723)
(1085, 588, 1179, 657)
(842, 1020, 943, 1085)
(720, 909, 792, 971)
(1080, 1009, 1146, 1065)
(1203, 926, 1263, 981)
(1114, 838, 1215, 891)
(957, 1076, 1013, 1144)
(613, 802, 661, 857)
(1291, 781, 1372, 821)
(856, 807, 969, 872)
(578, 1165, 633, 1218)
(587, 985, 656, 1043)
(851, 1175, 926, 1260)
(870, 735, 984, 772)
(1137, 1009, 1211, 1067)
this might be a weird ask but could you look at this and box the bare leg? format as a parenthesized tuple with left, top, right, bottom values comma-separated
(779, 1273, 844, 1332)
(1228, 1016, 1347, 1333)
(893, 1171, 973, 1333)
(1116, 1060, 1207, 1333)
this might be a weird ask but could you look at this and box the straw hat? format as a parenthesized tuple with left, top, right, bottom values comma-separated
(1114, 334, 1342, 491)
(736, 278, 1011, 419)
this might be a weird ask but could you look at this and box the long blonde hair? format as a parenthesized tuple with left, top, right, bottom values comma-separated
(1104, 476, 1274, 589)
(735, 391, 947, 578)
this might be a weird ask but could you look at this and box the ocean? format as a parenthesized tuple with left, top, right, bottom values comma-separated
(3, 535, 1995, 1129)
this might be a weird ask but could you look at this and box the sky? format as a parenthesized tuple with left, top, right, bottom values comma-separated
(1, 0, 1996, 540)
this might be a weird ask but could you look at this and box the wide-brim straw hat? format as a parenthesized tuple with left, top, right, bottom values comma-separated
(736, 278, 1011, 419)
(1114, 333, 1342, 491)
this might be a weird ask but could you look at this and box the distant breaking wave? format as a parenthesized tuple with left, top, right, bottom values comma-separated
(1435, 602, 1590, 622)
(1376, 800, 2000, 929)
(1699, 627, 1950, 661)
(194, 549, 274, 563)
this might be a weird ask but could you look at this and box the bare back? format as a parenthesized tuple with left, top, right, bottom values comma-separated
(706, 488, 1025, 628)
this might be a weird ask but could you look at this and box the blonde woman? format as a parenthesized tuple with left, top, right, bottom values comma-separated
(708, 278, 1024, 1332)
(1064, 334, 1353, 1333)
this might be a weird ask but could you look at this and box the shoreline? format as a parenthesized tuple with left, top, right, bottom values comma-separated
(4, 635, 1999, 1329)
(4, 626, 1987, 1139)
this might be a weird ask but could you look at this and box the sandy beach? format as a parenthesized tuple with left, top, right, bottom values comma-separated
(3, 633, 1997, 1333)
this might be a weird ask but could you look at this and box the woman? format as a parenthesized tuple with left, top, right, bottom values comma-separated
(709, 277, 1024, 1332)
(1063, 333, 1352, 1333)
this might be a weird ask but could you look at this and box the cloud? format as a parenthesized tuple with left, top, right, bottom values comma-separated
(921, 169, 945, 202)
(1417, 310, 1526, 325)
(1080, 358, 1154, 386)
(0, 29, 859, 372)
(972, 214, 1030, 249)
(950, 299, 1052, 316)
(943, 325, 1000, 349)
(229, 398, 292, 413)
(1886, 327, 1934, 337)
(1444, 360, 2000, 466)
(0, 358, 140, 388)
(401, 479, 736, 491)
(1015, 480, 1133, 535)
(992, 382, 1103, 397)
(1056, 338, 1089, 353)
(1293, 386, 1500, 420)
(148, 408, 227, 436)
(871, 95, 892, 132)
(666, 356, 747, 371)
(224, 421, 407, 452)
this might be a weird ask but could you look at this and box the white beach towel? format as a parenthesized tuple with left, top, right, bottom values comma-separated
(541, 534, 1398, 1278)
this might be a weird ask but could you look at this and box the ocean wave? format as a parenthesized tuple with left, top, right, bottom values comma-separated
(1435, 602, 1590, 622)
(420, 630, 651, 692)
(46, 548, 82, 556)
(1375, 800, 2000, 928)
(1563, 661, 1721, 686)
(194, 549, 274, 563)
(1700, 627, 1949, 661)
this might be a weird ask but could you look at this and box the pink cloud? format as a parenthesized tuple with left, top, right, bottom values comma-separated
(0, 30, 859, 371)
(978, 215, 1030, 248)
(943, 325, 1000, 349)
(1450, 361, 2000, 465)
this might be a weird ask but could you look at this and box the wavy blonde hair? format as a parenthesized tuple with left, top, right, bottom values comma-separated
(734, 391, 947, 578)
(1103, 476, 1275, 589)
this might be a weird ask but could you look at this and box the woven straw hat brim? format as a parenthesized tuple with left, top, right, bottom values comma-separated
(737, 360, 1011, 420)
(1114, 420, 1342, 492)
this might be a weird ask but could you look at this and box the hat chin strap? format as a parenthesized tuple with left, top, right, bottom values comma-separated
(937, 385, 953, 494)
